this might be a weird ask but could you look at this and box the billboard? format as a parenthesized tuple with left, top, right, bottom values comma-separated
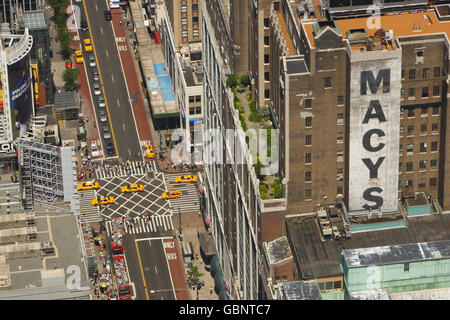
(348, 50, 401, 213)
(8, 54, 33, 133)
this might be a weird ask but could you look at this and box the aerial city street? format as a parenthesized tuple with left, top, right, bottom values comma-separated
(0, 0, 450, 304)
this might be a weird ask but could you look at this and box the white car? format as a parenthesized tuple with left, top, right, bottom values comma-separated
(99, 110, 107, 122)
(93, 83, 101, 95)
(91, 143, 99, 158)
(98, 95, 105, 107)
(89, 55, 96, 67)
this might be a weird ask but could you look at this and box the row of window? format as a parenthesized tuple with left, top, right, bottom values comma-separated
(181, 16, 199, 25)
(305, 188, 343, 199)
(181, 29, 200, 37)
(189, 106, 202, 115)
(401, 142, 439, 154)
(403, 85, 441, 98)
(401, 160, 438, 172)
(181, 4, 199, 12)
(400, 123, 439, 135)
(402, 67, 441, 79)
(402, 177, 437, 188)
(304, 96, 344, 109)
(188, 95, 201, 103)
(402, 106, 439, 117)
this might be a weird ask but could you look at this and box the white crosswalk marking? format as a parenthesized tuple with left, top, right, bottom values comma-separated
(95, 161, 153, 180)
(106, 215, 173, 235)
(164, 173, 201, 214)
(77, 189, 102, 223)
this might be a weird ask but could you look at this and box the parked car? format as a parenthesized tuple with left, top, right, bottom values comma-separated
(93, 83, 101, 95)
(83, 38, 93, 52)
(91, 143, 99, 158)
(103, 126, 111, 139)
(99, 110, 107, 122)
(98, 95, 105, 107)
(80, 20, 88, 31)
(104, 10, 112, 21)
(75, 50, 84, 64)
(106, 142, 115, 155)
(92, 69, 99, 81)
(89, 55, 96, 67)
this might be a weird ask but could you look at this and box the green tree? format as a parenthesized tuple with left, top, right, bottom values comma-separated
(57, 26, 73, 59)
(226, 75, 238, 88)
(63, 68, 80, 91)
(240, 74, 250, 87)
(186, 266, 203, 286)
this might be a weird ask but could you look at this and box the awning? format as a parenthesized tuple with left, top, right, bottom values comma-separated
(214, 270, 224, 292)
(199, 233, 216, 261)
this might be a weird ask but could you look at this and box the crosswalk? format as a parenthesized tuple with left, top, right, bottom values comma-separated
(95, 161, 152, 180)
(105, 215, 173, 236)
(78, 189, 102, 223)
(164, 173, 200, 214)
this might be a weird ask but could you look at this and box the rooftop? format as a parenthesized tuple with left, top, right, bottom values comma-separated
(286, 213, 450, 279)
(280, 280, 322, 300)
(343, 240, 450, 268)
(302, 9, 450, 49)
(23, 11, 47, 30)
(263, 236, 292, 265)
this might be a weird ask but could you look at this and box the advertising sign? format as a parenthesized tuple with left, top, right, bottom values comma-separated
(8, 54, 33, 128)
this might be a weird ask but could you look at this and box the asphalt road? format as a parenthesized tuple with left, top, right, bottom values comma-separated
(80, 0, 142, 161)
(123, 237, 176, 300)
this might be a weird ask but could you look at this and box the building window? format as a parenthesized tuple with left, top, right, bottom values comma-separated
(264, 72, 269, 81)
(264, 54, 269, 63)
(430, 177, 437, 186)
(181, 5, 187, 12)
(264, 89, 270, 99)
(421, 124, 427, 133)
(400, 125, 404, 135)
(337, 186, 343, 195)
(431, 159, 437, 168)
(399, 162, 402, 171)
(422, 87, 429, 97)
(196, 106, 201, 114)
(409, 69, 416, 79)
(419, 160, 427, 169)
(404, 262, 410, 272)
(305, 99, 312, 109)
(182, 30, 188, 37)
(193, 16, 199, 24)
(406, 180, 413, 189)
(407, 144, 414, 153)
(337, 168, 343, 175)
(192, 4, 199, 11)
(432, 106, 439, 115)
(408, 109, 415, 117)
(337, 113, 344, 125)
(195, 95, 201, 102)
(401, 69, 405, 79)
(264, 18, 270, 28)
(432, 123, 439, 132)
(189, 107, 195, 115)
(422, 68, 429, 78)
(305, 171, 312, 182)
(305, 189, 311, 198)
(305, 153, 312, 164)
(421, 107, 428, 115)
(407, 125, 414, 135)
(408, 88, 415, 98)
(420, 142, 427, 153)
(306, 135, 312, 146)
(305, 117, 312, 128)
(337, 132, 344, 143)
(181, 17, 188, 25)
(264, 36, 269, 45)
(193, 29, 199, 37)
(189, 96, 195, 103)
(418, 178, 426, 187)
(337, 151, 344, 162)
(431, 141, 438, 151)
(434, 67, 441, 77)
(338, 95, 344, 105)
(406, 162, 413, 172)
(325, 77, 332, 88)
(433, 85, 440, 96)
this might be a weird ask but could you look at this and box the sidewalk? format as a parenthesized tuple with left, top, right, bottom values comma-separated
(173, 211, 218, 300)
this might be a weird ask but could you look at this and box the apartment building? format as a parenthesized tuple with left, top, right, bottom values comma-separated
(202, 0, 262, 299)
(165, 0, 202, 50)
(267, 0, 450, 233)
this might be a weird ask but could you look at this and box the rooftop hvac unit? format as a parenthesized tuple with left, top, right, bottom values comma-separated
(306, 0, 314, 12)
(298, 2, 305, 14)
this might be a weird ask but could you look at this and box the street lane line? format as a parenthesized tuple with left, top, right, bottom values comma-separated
(117, 99, 120, 107)
(135, 241, 150, 300)
(161, 239, 176, 300)
(95, 3, 98, 11)
(106, 50, 109, 58)
(135, 236, 174, 242)
(123, 123, 126, 131)
(82, 0, 119, 157)
(111, 74, 114, 82)
(128, 149, 131, 156)
(155, 266, 158, 274)
(100, 26, 103, 35)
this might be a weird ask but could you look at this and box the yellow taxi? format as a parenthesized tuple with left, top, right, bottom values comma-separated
(77, 181, 100, 191)
(174, 175, 198, 183)
(91, 196, 115, 206)
(83, 38, 93, 52)
(162, 190, 181, 199)
(144, 144, 155, 159)
(75, 50, 84, 63)
(121, 184, 144, 193)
